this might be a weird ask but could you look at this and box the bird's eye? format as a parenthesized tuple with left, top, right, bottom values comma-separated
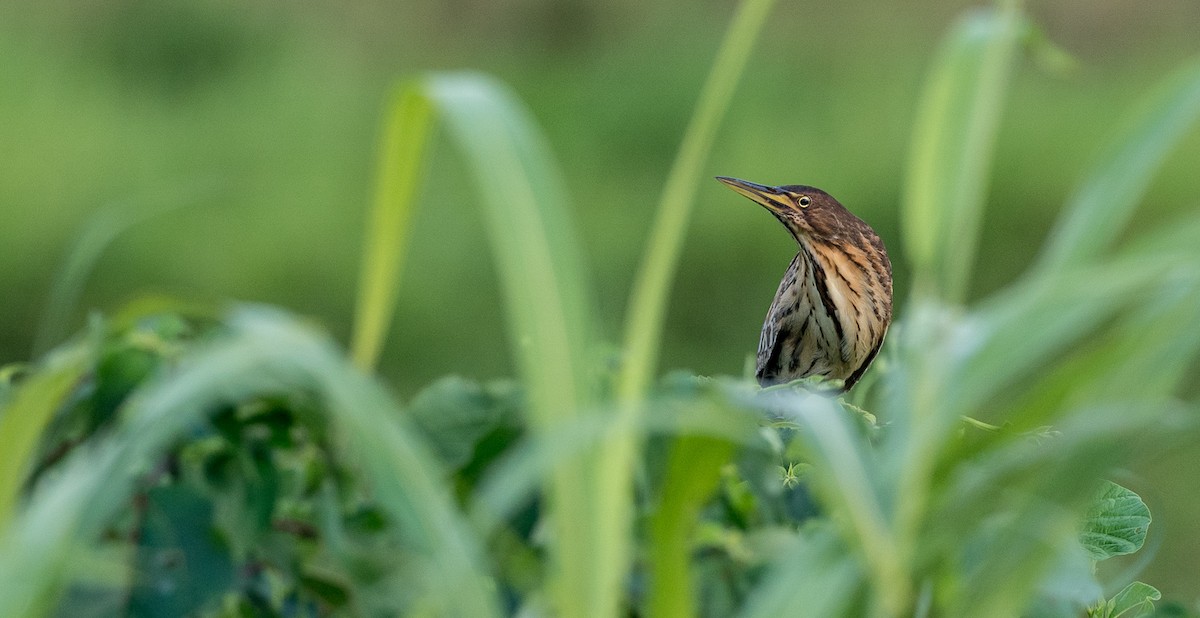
(798, 196, 812, 208)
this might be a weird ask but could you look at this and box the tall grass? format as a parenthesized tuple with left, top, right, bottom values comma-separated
(3, 0, 1200, 616)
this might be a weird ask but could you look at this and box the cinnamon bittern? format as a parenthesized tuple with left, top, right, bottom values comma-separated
(717, 177, 893, 391)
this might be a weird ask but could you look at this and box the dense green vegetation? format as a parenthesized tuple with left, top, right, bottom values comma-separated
(2, 0, 1200, 615)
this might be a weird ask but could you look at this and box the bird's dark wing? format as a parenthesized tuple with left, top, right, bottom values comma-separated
(755, 254, 803, 385)
(842, 324, 887, 391)
(755, 311, 785, 384)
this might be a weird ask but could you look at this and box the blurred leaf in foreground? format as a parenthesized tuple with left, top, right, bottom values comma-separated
(1090, 581, 1162, 618)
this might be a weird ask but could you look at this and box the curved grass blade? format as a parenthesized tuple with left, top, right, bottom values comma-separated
(0, 307, 501, 617)
(617, 0, 778, 402)
(350, 86, 435, 371)
(33, 184, 212, 357)
(1034, 57, 1200, 274)
(422, 73, 616, 618)
(0, 343, 91, 536)
(424, 73, 598, 419)
(921, 246, 1198, 420)
(901, 4, 1025, 304)
(610, 1, 777, 610)
(1003, 270, 1200, 424)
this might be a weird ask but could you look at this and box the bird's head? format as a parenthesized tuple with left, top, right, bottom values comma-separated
(716, 176, 858, 242)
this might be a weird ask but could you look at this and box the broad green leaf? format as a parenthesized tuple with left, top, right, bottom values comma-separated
(927, 405, 1180, 617)
(902, 4, 1025, 303)
(1080, 481, 1150, 561)
(406, 376, 521, 471)
(1035, 57, 1200, 274)
(1101, 581, 1161, 618)
(127, 486, 234, 617)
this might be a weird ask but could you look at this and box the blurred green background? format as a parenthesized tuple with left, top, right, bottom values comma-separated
(3, 0, 1200, 602)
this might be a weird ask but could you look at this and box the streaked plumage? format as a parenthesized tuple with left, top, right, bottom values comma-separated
(717, 177, 893, 391)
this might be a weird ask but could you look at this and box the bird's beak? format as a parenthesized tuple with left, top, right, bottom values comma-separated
(716, 176, 790, 214)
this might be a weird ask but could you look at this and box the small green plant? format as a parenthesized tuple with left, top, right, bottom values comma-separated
(2, 0, 1200, 616)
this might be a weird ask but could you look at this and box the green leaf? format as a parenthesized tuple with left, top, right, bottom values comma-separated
(1035, 57, 1200, 274)
(1080, 481, 1151, 561)
(421, 72, 609, 617)
(128, 485, 234, 617)
(406, 376, 520, 471)
(1092, 581, 1161, 618)
(348, 69, 610, 616)
(901, 4, 1026, 303)
(950, 254, 1191, 416)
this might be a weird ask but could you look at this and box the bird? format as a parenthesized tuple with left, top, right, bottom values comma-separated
(717, 177, 893, 392)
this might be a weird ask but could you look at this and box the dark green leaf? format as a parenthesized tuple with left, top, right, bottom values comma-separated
(407, 376, 520, 471)
(128, 485, 235, 617)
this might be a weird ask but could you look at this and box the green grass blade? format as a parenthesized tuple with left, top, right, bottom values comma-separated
(422, 73, 611, 617)
(0, 307, 501, 617)
(0, 344, 91, 536)
(607, 4, 776, 608)
(738, 527, 863, 618)
(350, 86, 435, 371)
(1022, 271, 1200, 414)
(33, 185, 210, 358)
(775, 392, 907, 614)
(901, 4, 1025, 304)
(424, 72, 596, 422)
(617, 0, 777, 403)
(948, 255, 1187, 415)
(1034, 57, 1200, 274)
(646, 434, 735, 618)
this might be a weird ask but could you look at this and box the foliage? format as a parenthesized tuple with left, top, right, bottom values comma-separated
(3, 1, 1200, 617)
